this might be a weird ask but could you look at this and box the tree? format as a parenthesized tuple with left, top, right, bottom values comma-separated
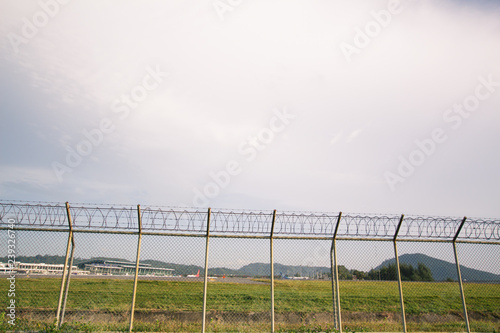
(366, 262, 434, 282)
(350, 269, 366, 280)
(338, 265, 352, 280)
(399, 263, 416, 281)
(380, 264, 398, 281)
(417, 262, 434, 282)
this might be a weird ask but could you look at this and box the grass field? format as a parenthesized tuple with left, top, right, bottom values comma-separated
(1, 277, 499, 332)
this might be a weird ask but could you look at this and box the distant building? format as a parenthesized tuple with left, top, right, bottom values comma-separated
(0, 262, 11, 273)
(78, 259, 174, 276)
(0, 262, 88, 275)
(0, 260, 175, 277)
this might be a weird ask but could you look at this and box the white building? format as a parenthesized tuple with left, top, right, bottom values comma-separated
(82, 260, 174, 276)
(0, 262, 12, 273)
(0, 262, 88, 275)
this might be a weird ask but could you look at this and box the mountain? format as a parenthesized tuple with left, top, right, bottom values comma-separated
(140, 260, 207, 276)
(140, 260, 241, 276)
(237, 263, 330, 277)
(375, 253, 500, 282)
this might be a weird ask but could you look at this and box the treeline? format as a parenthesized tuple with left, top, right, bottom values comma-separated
(0, 254, 84, 265)
(337, 262, 434, 281)
(0, 254, 94, 266)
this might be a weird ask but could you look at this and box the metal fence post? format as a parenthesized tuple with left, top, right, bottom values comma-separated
(394, 214, 407, 333)
(330, 212, 342, 332)
(60, 233, 75, 326)
(454, 217, 470, 333)
(202, 208, 212, 333)
(270, 210, 277, 332)
(56, 202, 73, 327)
(129, 204, 143, 332)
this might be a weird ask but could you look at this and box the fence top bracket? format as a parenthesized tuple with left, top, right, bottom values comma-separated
(453, 217, 467, 243)
(394, 214, 405, 242)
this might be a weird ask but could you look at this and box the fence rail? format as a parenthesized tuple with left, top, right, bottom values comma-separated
(1, 201, 499, 332)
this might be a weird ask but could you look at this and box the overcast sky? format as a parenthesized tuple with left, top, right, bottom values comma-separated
(1, 0, 500, 219)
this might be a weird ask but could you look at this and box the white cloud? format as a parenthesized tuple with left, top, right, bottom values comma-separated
(0, 166, 57, 187)
(330, 131, 343, 145)
(346, 128, 364, 143)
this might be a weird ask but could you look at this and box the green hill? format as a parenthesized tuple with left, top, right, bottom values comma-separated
(237, 262, 329, 277)
(376, 253, 500, 282)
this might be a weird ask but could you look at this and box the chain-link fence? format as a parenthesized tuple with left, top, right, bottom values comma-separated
(0, 202, 499, 332)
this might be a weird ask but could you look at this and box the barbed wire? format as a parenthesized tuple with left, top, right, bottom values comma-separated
(0, 202, 499, 241)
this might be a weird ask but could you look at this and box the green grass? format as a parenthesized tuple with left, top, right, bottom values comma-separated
(1, 278, 499, 314)
(0, 278, 498, 332)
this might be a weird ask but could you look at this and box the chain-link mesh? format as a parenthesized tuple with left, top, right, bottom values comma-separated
(457, 243, 500, 332)
(335, 240, 404, 332)
(273, 239, 335, 332)
(206, 237, 271, 332)
(130, 235, 206, 332)
(397, 241, 465, 332)
(0, 230, 69, 330)
(0, 202, 499, 332)
(58, 232, 138, 331)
